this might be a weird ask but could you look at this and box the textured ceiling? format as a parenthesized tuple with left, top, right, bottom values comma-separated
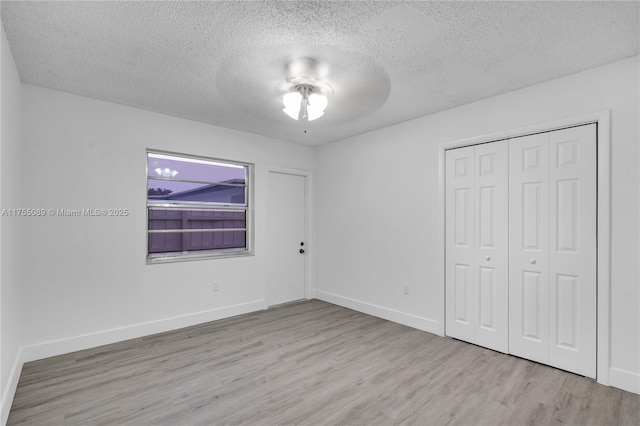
(2, 1, 638, 146)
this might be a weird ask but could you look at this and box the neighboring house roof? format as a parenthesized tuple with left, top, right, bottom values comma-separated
(149, 179, 245, 204)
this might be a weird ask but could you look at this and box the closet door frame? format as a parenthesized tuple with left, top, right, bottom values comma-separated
(438, 110, 611, 385)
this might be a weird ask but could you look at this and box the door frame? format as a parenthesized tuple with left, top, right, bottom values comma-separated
(438, 110, 611, 385)
(265, 166, 314, 302)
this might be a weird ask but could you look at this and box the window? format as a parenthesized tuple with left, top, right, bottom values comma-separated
(146, 151, 253, 263)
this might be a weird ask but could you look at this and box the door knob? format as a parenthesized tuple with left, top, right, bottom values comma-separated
(300, 248, 305, 254)
(529, 258, 536, 264)
(485, 256, 491, 261)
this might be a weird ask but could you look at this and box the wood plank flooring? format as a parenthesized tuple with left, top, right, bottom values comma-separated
(9, 300, 640, 425)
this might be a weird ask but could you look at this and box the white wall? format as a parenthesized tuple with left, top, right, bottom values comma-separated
(315, 56, 639, 393)
(19, 85, 315, 360)
(0, 22, 23, 423)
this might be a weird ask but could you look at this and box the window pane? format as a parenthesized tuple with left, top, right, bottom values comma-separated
(147, 153, 246, 184)
(148, 179, 246, 205)
(146, 151, 252, 261)
(148, 230, 247, 254)
(148, 209, 246, 231)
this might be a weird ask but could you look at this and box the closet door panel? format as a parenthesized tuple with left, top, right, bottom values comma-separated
(446, 147, 476, 342)
(549, 124, 597, 378)
(509, 133, 550, 364)
(446, 124, 596, 378)
(474, 141, 509, 353)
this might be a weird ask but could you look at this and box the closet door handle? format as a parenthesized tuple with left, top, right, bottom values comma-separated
(485, 256, 491, 261)
(529, 258, 536, 264)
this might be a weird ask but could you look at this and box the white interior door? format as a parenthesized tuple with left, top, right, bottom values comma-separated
(446, 141, 509, 353)
(474, 141, 509, 353)
(446, 146, 476, 343)
(509, 124, 596, 378)
(266, 171, 306, 307)
(548, 125, 597, 378)
(447, 124, 597, 378)
(509, 133, 551, 364)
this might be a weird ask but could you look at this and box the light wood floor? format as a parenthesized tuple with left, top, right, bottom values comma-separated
(9, 300, 640, 425)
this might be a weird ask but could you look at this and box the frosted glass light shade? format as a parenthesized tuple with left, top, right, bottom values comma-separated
(307, 94, 327, 121)
(282, 91, 328, 121)
(282, 92, 303, 120)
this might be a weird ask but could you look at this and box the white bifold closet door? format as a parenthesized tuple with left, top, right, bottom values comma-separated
(445, 140, 509, 354)
(445, 124, 596, 378)
(509, 124, 596, 378)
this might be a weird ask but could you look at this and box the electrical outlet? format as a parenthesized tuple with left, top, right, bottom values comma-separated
(403, 283, 409, 294)
(212, 281, 219, 292)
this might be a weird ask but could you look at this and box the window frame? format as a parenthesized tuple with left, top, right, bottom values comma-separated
(145, 149, 254, 264)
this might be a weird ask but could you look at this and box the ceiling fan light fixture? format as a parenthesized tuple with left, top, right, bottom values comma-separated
(282, 83, 328, 122)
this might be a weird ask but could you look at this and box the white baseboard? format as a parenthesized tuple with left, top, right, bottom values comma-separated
(315, 290, 440, 335)
(21, 300, 266, 363)
(609, 367, 640, 395)
(1, 347, 23, 426)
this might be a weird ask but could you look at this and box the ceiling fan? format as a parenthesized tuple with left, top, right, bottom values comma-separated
(275, 57, 334, 122)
